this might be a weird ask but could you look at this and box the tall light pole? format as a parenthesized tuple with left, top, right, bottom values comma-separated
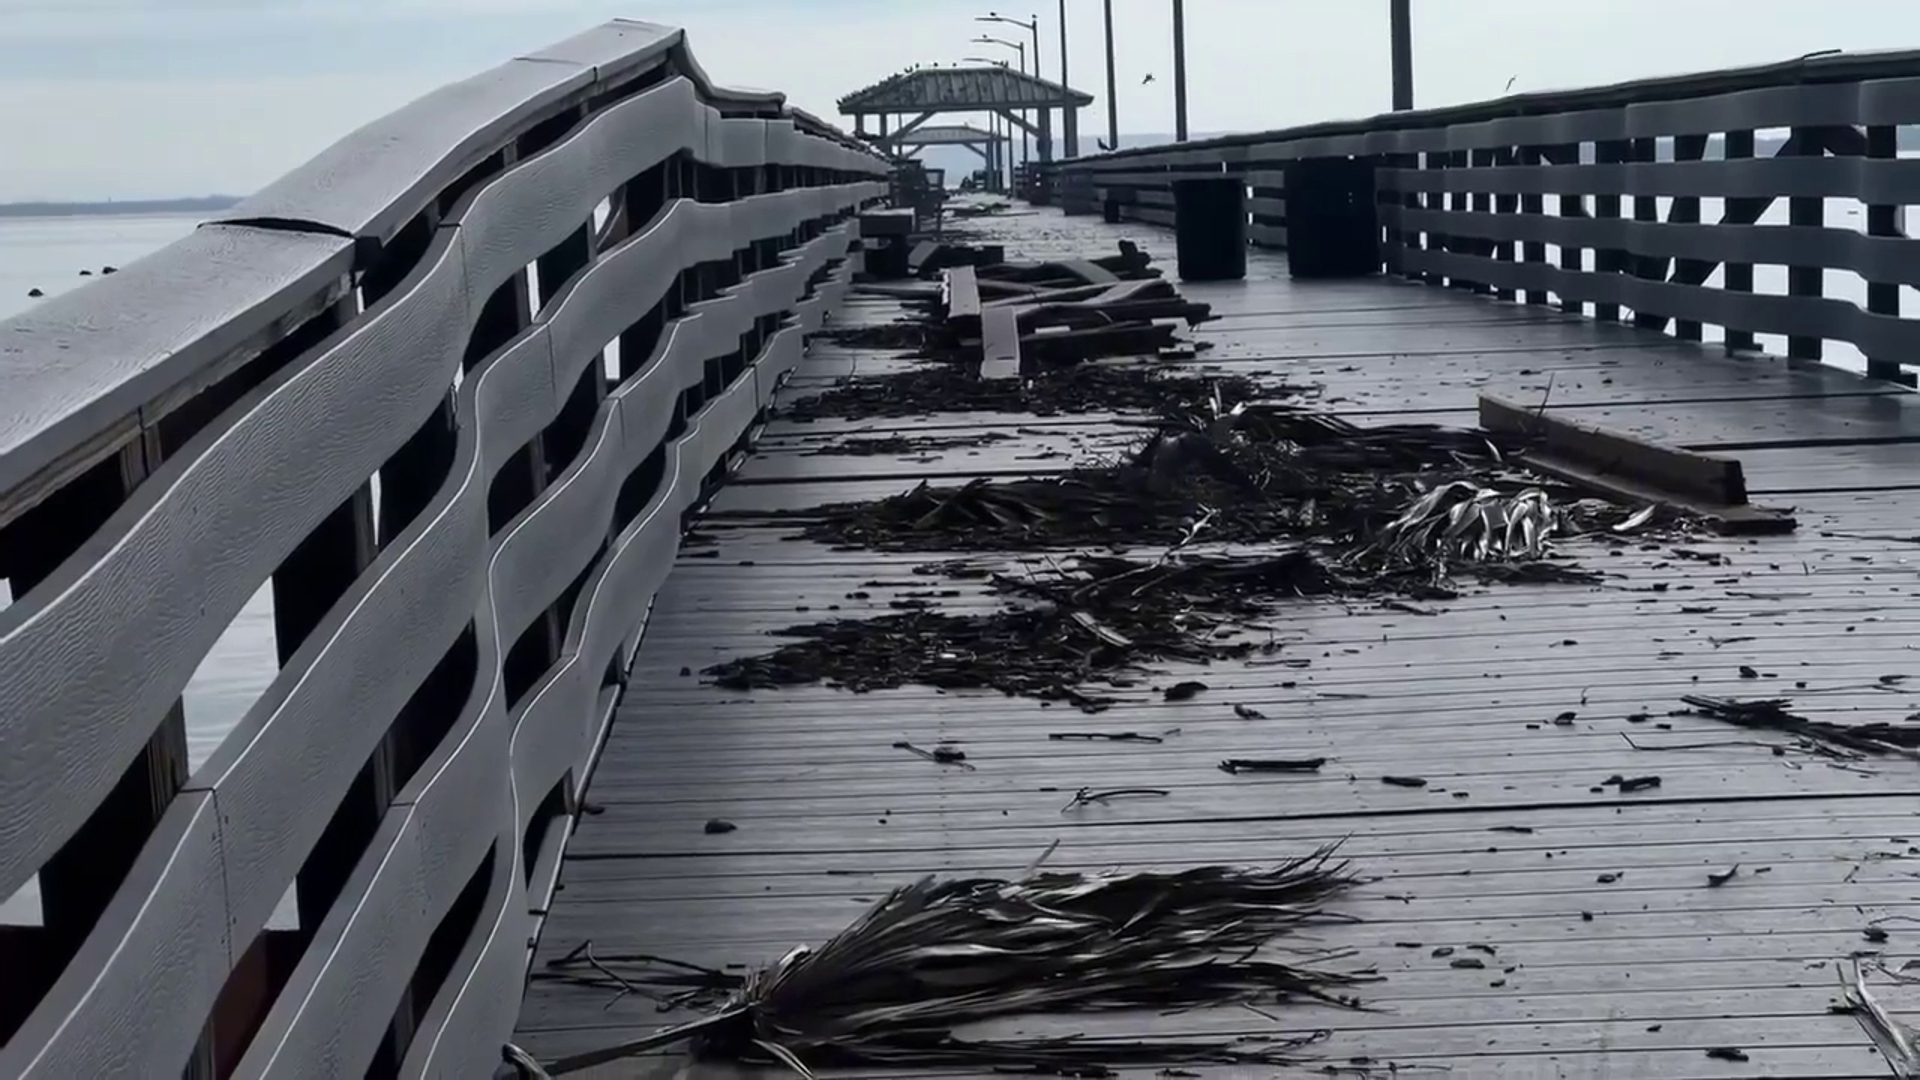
(974, 35, 1029, 171)
(1057, 0, 1068, 97)
(1390, 0, 1414, 110)
(964, 55, 1013, 191)
(1103, 0, 1118, 151)
(980, 12, 1042, 81)
(981, 12, 1044, 159)
(1172, 0, 1188, 142)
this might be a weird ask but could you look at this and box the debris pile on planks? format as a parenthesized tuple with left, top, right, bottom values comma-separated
(827, 238, 1216, 373)
(707, 237, 1743, 708)
(708, 405, 1700, 708)
(528, 849, 1371, 1077)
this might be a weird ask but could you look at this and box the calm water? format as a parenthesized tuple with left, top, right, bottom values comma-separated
(0, 191, 1910, 921)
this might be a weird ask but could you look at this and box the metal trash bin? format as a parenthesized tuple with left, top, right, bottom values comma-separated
(1171, 177, 1247, 282)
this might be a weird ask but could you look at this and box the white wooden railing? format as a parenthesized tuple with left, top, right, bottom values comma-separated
(0, 20, 886, 1078)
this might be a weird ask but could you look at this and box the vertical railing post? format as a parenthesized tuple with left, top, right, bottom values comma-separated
(1864, 124, 1908, 383)
(1517, 145, 1546, 305)
(1551, 144, 1583, 316)
(1786, 126, 1823, 362)
(1592, 139, 1626, 322)
(1471, 147, 1504, 300)
(1669, 133, 1709, 341)
(1722, 128, 1757, 353)
(1629, 135, 1663, 329)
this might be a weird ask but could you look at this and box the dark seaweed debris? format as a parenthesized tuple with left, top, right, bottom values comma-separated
(706, 554, 1337, 712)
(754, 414, 1647, 574)
(1680, 695, 1920, 760)
(779, 364, 1307, 422)
(709, 402, 1696, 708)
(703, 547, 1523, 711)
(808, 322, 936, 351)
(800, 431, 1013, 457)
(538, 850, 1369, 1077)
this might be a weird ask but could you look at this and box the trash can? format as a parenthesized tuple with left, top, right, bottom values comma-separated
(1284, 157, 1380, 279)
(1171, 177, 1247, 282)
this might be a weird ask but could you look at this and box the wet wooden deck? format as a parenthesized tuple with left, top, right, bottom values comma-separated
(516, 207, 1920, 1078)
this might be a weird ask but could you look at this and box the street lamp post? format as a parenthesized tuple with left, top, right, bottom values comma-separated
(973, 34, 1029, 174)
(963, 55, 1013, 191)
(1102, 0, 1118, 152)
(1390, 0, 1414, 110)
(1057, 0, 1068, 108)
(1172, 0, 1188, 142)
(980, 12, 1044, 160)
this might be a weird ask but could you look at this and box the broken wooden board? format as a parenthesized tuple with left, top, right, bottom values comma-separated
(1059, 258, 1120, 285)
(1477, 393, 1796, 535)
(979, 305, 1022, 380)
(857, 208, 915, 238)
(941, 266, 981, 322)
(907, 240, 941, 274)
(985, 278, 1174, 310)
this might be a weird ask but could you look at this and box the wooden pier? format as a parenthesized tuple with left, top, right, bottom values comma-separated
(6, 17, 1920, 1080)
(516, 205, 1920, 1077)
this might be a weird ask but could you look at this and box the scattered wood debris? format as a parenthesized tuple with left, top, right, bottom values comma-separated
(799, 431, 1013, 457)
(1680, 695, 1920, 761)
(1220, 758, 1328, 774)
(777, 363, 1308, 424)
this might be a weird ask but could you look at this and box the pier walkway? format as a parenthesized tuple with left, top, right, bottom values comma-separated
(516, 204, 1920, 1078)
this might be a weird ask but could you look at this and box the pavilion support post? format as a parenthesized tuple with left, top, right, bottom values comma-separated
(1063, 107, 1079, 159)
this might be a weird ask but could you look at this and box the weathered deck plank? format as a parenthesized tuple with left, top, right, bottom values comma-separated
(514, 207, 1920, 1077)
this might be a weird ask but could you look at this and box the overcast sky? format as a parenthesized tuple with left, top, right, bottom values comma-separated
(3, 0, 1920, 201)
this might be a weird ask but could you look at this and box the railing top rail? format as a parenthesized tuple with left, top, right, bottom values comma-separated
(1072, 47, 1920, 166)
(0, 19, 884, 527)
(215, 19, 783, 239)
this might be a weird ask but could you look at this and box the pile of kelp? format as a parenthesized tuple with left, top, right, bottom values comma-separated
(703, 399, 1693, 708)
(755, 403, 1672, 566)
(778, 362, 1311, 423)
(533, 849, 1368, 1077)
(709, 552, 1342, 712)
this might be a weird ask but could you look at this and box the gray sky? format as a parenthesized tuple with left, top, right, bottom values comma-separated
(4, 0, 1920, 201)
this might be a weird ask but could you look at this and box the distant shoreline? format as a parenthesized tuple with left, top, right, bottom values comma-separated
(0, 196, 241, 220)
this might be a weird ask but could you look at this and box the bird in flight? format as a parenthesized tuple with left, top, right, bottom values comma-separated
(1142, 72, 1156, 85)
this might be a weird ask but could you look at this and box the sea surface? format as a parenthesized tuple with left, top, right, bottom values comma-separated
(0, 191, 1910, 921)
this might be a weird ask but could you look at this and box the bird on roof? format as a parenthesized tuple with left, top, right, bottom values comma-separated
(1096, 137, 1113, 152)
